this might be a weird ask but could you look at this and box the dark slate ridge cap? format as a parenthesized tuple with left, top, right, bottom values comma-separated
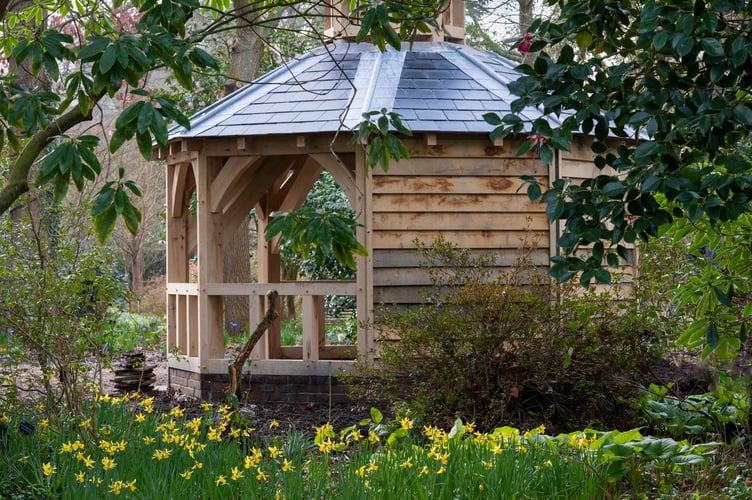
(168, 40, 561, 141)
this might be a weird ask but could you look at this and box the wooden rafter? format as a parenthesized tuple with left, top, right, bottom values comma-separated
(169, 159, 197, 218)
(209, 155, 262, 213)
(309, 153, 357, 207)
(222, 155, 297, 238)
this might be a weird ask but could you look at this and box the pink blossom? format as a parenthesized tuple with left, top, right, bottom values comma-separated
(517, 33, 534, 54)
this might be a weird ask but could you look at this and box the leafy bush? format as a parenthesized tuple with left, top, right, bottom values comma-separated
(346, 238, 663, 433)
(640, 377, 751, 443)
(109, 311, 165, 353)
(0, 205, 129, 419)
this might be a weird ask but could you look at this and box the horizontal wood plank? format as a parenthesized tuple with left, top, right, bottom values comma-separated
(373, 267, 549, 287)
(372, 212, 549, 231)
(376, 157, 547, 176)
(372, 248, 551, 268)
(373, 230, 547, 249)
(559, 160, 617, 179)
(372, 175, 547, 194)
(204, 281, 357, 296)
(372, 193, 541, 212)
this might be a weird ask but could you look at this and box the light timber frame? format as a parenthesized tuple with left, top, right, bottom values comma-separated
(158, 131, 633, 396)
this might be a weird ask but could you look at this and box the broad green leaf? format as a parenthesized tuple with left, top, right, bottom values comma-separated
(706, 322, 720, 349)
(370, 407, 383, 424)
(700, 37, 724, 57)
(93, 205, 117, 244)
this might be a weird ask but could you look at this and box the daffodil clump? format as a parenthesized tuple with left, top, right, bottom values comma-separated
(0, 396, 713, 499)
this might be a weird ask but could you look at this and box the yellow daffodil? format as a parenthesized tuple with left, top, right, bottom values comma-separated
(102, 457, 116, 471)
(215, 475, 227, 486)
(282, 458, 294, 472)
(268, 446, 282, 459)
(75, 471, 85, 483)
(231, 467, 244, 481)
(170, 406, 185, 418)
(135, 413, 146, 423)
(400, 457, 413, 468)
(108, 480, 123, 495)
(42, 462, 56, 476)
(82, 454, 95, 469)
(269, 419, 279, 429)
(419, 465, 429, 476)
(399, 417, 414, 430)
(152, 448, 172, 461)
(256, 468, 268, 482)
(180, 470, 193, 480)
(201, 402, 213, 411)
(317, 439, 335, 454)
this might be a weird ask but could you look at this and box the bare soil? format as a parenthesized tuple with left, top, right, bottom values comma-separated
(103, 350, 378, 441)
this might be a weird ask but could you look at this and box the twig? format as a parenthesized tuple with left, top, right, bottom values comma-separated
(227, 290, 279, 398)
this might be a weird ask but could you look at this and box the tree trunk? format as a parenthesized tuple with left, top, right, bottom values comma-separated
(224, 217, 252, 334)
(223, 0, 269, 335)
(518, 0, 534, 36)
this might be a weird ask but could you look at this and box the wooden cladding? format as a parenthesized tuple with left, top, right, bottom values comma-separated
(371, 151, 549, 305)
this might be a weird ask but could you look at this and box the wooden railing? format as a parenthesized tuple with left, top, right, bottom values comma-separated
(167, 281, 358, 362)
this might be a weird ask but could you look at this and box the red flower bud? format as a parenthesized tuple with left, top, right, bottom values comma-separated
(517, 41, 533, 53)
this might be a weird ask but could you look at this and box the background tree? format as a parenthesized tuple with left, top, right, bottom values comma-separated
(0, 0, 443, 231)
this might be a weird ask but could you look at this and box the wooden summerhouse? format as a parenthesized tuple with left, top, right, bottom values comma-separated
(157, 1, 626, 399)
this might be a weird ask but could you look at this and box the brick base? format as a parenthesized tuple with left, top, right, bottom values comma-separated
(168, 368, 351, 404)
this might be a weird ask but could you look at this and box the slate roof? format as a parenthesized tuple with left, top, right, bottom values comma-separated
(169, 41, 555, 139)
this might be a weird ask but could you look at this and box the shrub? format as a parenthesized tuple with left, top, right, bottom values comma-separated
(0, 204, 129, 420)
(345, 238, 663, 433)
(137, 275, 167, 317)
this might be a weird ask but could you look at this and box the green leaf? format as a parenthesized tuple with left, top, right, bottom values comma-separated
(671, 33, 693, 57)
(539, 144, 554, 164)
(636, 437, 679, 460)
(99, 44, 118, 73)
(370, 407, 383, 424)
(653, 31, 668, 50)
(700, 38, 724, 57)
(706, 322, 720, 349)
(546, 197, 565, 221)
(594, 268, 612, 284)
(602, 182, 625, 197)
(732, 105, 752, 126)
(712, 285, 732, 307)
(122, 202, 142, 235)
(93, 205, 117, 244)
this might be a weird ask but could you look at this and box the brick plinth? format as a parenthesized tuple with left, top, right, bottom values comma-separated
(168, 368, 351, 404)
